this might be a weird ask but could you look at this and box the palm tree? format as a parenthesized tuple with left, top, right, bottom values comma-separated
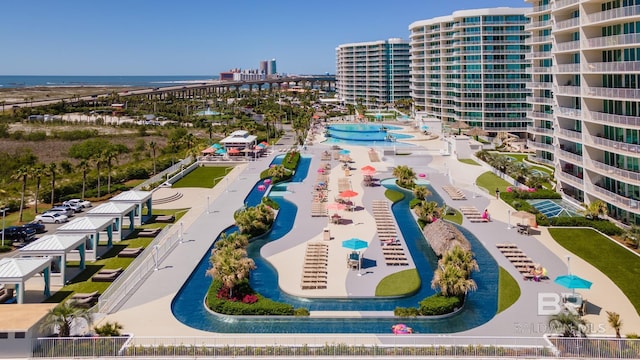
(93, 152, 106, 198)
(413, 185, 431, 201)
(392, 165, 416, 189)
(440, 245, 479, 277)
(47, 163, 58, 205)
(431, 264, 477, 297)
(548, 312, 587, 337)
(31, 165, 45, 214)
(580, 200, 608, 220)
(606, 311, 622, 338)
(207, 245, 255, 298)
(76, 160, 90, 199)
(11, 166, 29, 223)
(148, 141, 157, 175)
(414, 200, 443, 224)
(40, 301, 93, 337)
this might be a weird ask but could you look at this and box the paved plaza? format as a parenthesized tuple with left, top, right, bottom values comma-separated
(102, 123, 640, 339)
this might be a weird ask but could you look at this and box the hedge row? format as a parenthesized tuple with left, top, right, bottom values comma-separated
(394, 294, 462, 316)
(206, 279, 296, 316)
(549, 217, 624, 236)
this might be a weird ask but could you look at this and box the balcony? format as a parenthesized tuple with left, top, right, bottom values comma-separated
(587, 135, 640, 155)
(586, 5, 640, 25)
(526, 111, 554, 120)
(528, 155, 555, 167)
(527, 82, 553, 90)
(526, 20, 552, 29)
(527, 125, 554, 135)
(529, 97, 554, 105)
(590, 184, 640, 211)
(585, 33, 640, 49)
(531, 3, 551, 14)
(554, 85, 581, 96)
(557, 149, 584, 163)
(527, 139, 554, 151)
(556, 128, 582, 140)
(555, 106, 582, 119)
(553, 17, 580, 32)
(583, 87, 640, 100)
(530, 67, 553, 73)
(554, 63, 580, 73)
(554, 40, 580, 52)
(526, 35, 551, 44)
(583, 61, 640, 73)
(552, 0, 580, 11)
(525, 51, 553, 59)
(587, 159, 640, 185)
(557, 171, 584, 186)
(589, 111, 640, 127)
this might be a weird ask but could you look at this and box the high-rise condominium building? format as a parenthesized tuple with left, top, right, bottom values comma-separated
(527, 0, 640, 225)
(409, 8, 531, 137)
(336, 38, 411, 107)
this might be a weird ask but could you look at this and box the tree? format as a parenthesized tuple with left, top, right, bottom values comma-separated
(413, 185, 431, 201)
(440, 245, 479, 277)
(392, 165, 416, 188)
(76, 160, 90, 199)
(47, 163, 58, 204)
(31, 165, 45, 214)
(103, 145, 128, 195)
(149, 141, 157, 175)
(207, 241, 255, 298)
(606, 311, 622, 338)
(548, 312, 587, 337)
(40, 301, 93, 337)
(93, 152, 106, 198)
(580, 200, 608, 220)
(11, 166, 29, 223)
(431, 264, 477, 297)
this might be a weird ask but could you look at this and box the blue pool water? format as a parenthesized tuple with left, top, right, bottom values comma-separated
(324, 124, 414, 147)
(171, 158, 498, 333)
(529, 199, 581, 218)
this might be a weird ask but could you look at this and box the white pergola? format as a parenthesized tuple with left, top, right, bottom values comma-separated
(219, 130, 258, 151)
(110, 190, 153, 225)
(0, 258, 51, 304)
(86, 202, 137, 241)
(56, 217, 114, 261)
(19, 234, 88, 286)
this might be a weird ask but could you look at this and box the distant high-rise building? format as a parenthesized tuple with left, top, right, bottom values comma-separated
(259, 61, 268, 75)
(268, 59, 277, 75)
(336, 38, 411, 107)
(409, 8, 531, 136)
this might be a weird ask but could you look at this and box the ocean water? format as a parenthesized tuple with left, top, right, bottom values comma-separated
(0, 75, 217, 88)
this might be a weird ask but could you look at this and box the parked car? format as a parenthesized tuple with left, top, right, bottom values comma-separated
(22, 222, 47, 233)
(34, 212, 69, 224)
(63, 199, 92, 208)
(47, 207, 74, 217)
(55, 203, 82, 213)
(0, 226, 36, 243)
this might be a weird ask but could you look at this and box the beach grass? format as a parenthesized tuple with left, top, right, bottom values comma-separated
(172, 166, 233, 188)
(375, 269, 421, 296)
(497, 267, 520, 313)
(549, 227, 640, 314)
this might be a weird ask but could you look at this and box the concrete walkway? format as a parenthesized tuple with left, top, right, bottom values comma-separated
(102, 124, 640, 338)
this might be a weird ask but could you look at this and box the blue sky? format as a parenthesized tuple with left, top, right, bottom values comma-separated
(0, 0, 527, 76)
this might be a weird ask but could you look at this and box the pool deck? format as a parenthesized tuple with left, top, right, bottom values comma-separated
(101, 123, 640, 338)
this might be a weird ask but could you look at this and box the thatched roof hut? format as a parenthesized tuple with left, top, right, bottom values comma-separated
(423, 220, 470, 257)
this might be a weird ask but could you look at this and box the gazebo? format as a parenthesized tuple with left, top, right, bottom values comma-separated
(56, 217, 115, 261)
(219, 130, 257, 152)
(86, 202, 137, 241)
(0, 258, 52, 304)
(110, 190, 153, 225)
(19, 234, 88, 285)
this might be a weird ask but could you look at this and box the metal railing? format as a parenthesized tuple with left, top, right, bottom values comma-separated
(133, 157, 193, 191)
(31, 335, 640, 358)
(97, 225, 179, 314)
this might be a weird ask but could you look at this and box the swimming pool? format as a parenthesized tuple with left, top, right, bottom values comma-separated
(170, 158, 498, 333)
(324, 124, 414, 147)
(528, 199, 581, 218)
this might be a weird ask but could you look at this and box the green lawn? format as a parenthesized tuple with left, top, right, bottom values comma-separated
(444, 209, 463, 225)
(172, 166, 233, 188)
(476, 171, 512, 196)
(385, 189, 405, 202)
(548, 228, 640, 314)
(497, 267, 520, 313)
(458, 159, 481, 166)
(45, 208, 187, 303)
(376, 269, 421, 296)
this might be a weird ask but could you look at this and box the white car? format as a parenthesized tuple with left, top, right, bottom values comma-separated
(34, 212, 69, 224)
(47, 207, 74, 217)
(63, 199, 92, 208)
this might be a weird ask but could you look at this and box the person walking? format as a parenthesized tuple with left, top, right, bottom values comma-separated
(495, 188, 500, 199)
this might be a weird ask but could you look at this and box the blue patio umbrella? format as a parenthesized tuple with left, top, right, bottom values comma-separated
(212, 143, 222, 149)
(339, 149, 351, 155)
(342, 238, 368, 252)
(215, 148, 227, 155)
(554, 274, 592, 293)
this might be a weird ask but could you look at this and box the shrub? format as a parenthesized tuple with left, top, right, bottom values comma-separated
(124, 166, 150, 180)
(549, 217, 623, 236)
(418, 294, 462, 315)
(0, 245, 13, 253)
(394, 307, 420, 317)
(409, 198, 421, 209)
(281, 151, 300, 170)
(293, 308, 310, 316)
(94, 322, 123, 336)
(206, 279, 295, 316)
